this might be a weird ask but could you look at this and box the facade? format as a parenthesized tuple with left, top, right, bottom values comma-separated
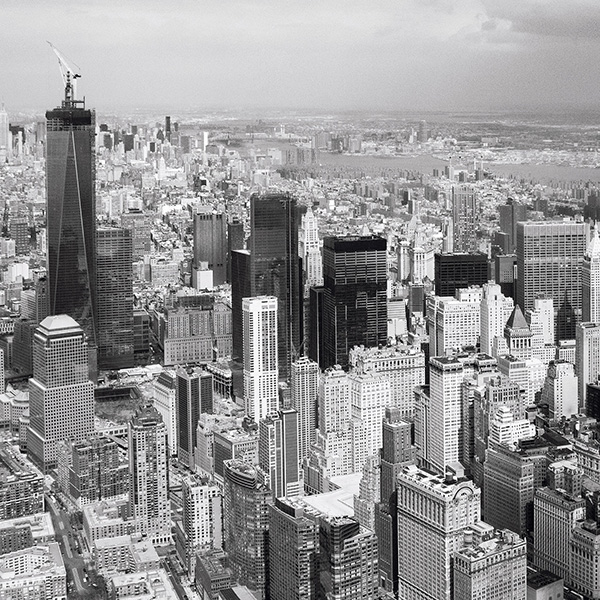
(582, 225, 600, 323)
(319, 236, 387, 370)
(576, 322, 600, 410)
(46, 95, 97, 348)
(243, 296, 278, 421)
(27, 315, 94, 472)
(397, 465, 481, 600)
(177, 366, 214, 469)
(453, 525, 527, 600)
(128, 405, 170, 546)
(480, 282, 514, 356)
(434, 252, 488, 297)
(540, 360, 578, 420)
(517, 220, 587, 341)
(96, 227, 134, 369)
(452, 184, 479, 253)
(152, 370, 177, 456)
(193, 207, 227, 287)
(223, 460, 271, 599)
(299, 207, 323, 297)
(290, 356, 319, 462)
(498, 198, 528, 252)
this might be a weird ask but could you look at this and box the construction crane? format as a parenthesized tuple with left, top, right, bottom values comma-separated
(47, 41, 81, 106)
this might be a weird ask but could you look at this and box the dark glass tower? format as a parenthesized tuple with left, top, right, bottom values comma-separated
(248, 193, 302, 380)
(96, 227, 134, 369)
(434, 252, 489, 297)
(192, 207, 227, 286)
(319, 236, 387, 370)
(46, 94, 96, 347)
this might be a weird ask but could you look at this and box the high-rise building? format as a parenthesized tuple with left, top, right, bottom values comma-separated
(570, 491, 600, 599)
(231, 249, 252, 362)
(534, 459, 584, 582)
(223, 460, 271, 599)
(177, 367, 213, 469)
(182, 474, 222, 576)
(576, 322, 600, 409)
(397, 465, 481, 600)
(120, 209, 151, 260)
(268, 497, 319, 600)
(498, 198, 528, 253)
(243, 297, 278, 422)
(0, 103, 9, 160)
(480, 282, 514, 356)
(540, 360, 578, 420)
(290, 357, 319, 462)
(46, 87, 97, 348)
(453, 525, 527, 600)
(27, 315, 94, 472)
(96, 227, 134, 369)
(299, 207, 323, 297)
(374, 409, 415, 595)
(434, 252, 488, 297)
(227, 217, 245, 282)
(452, 184, 479, 253)
(517, 221, 587, 341)
(193, 207, 227, 287)
(318, 515, 378, 600)
(248, 193, 302, 380)
(582, 225, 600, 323)
(318, 236, 387, 370)
(258, 409, 302, 498)
(152, 369, 177, 456)
(128, 404, 170, 546)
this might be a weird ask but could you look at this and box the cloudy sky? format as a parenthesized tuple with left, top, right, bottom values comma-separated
(3, 0, 600, 113)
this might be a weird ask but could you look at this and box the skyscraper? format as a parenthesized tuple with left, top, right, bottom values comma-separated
(249, 193, 302, 380)
(0, 104, 9, 161)
(434, 252, 488, 297)
(582, 226, 600, 323)
(96, 227, 134, 369)
(498, 198, 528, 253)
(192, 207, 227, 287)
(517, 221, 587, 341)
(243, 297, 278, 422)
(46, 86, 97, 348)
(290, 357, 319, 463)
(223, 460, 271, 599)
(298, 207, 323, 297)
(452, 184, 479, 253)
(128, 404, 170, 546)
(480, 282, 514, 356)
(176, 367, 213, 469)
(576, 322, 600, 409)
(318, 236, 387, 370)
(27, 315, 94, 472)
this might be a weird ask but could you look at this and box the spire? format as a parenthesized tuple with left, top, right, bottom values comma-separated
(505, 304, 529, 332)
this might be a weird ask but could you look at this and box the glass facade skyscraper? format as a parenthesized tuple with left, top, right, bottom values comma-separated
(46, 99, 97, 347)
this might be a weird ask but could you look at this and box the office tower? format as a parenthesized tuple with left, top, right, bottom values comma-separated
(426, 288, 481, 357)
(582, 226, 600, 323)
(434, 252, 488, 297)
(268, 497, 319, 600)
(46, 85, 97, 348)
(182, 474, 222, 576)
(21, 276, 49, 323)
(504, 304, 533, 360)
(349, 344, 425, 419)
(319, 236, 387, 370)
(480, 282, 514, 356)
(348, 371, 390, 473)
(494, 253, 517, 300)
(10, 216, 29, 255)
(570, 491, 600, 599)
(576, 322, 600, 409)
(318, 516, 378, 600)
(57, 435, 128, 507)
(223, 460, 271, 599)
(483, 443, 548, 537)
(498, 198, 528, 252)
(177, 367, 213, 469)
(152, 369, 177, 456)
(227, 217, 245, 283)
(290, 357, 318, 462)
(96, 227, 134, 369)
(540, 360, 578, 420)
(120, 209, 151, 259)
(128, 404, 170, 546)
(397, 465, 481, 600)
(0, 103, 8, 159)
(258, 409, 302, 498)
(354, 454, 380, 531)
(534, 459, 584, 581)
(212, 426, 259, 479)
(375, 409, 415, 595)
(12, 319, 38, 376)
(194, 550, 233, 600)
(453, 525, 527, 600)
(248, 193, 302, 380)
(517, 220, 587, 341)
(27, 315, 94, 472)
(452, 184, 479, 253)
(231, 249, 252, 361)
(243, 297, 278, 422)
(193, 207, 227, 287)
(299, 207, 323, 296)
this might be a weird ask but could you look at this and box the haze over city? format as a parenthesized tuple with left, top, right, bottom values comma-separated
(3, 0, 600, 112)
